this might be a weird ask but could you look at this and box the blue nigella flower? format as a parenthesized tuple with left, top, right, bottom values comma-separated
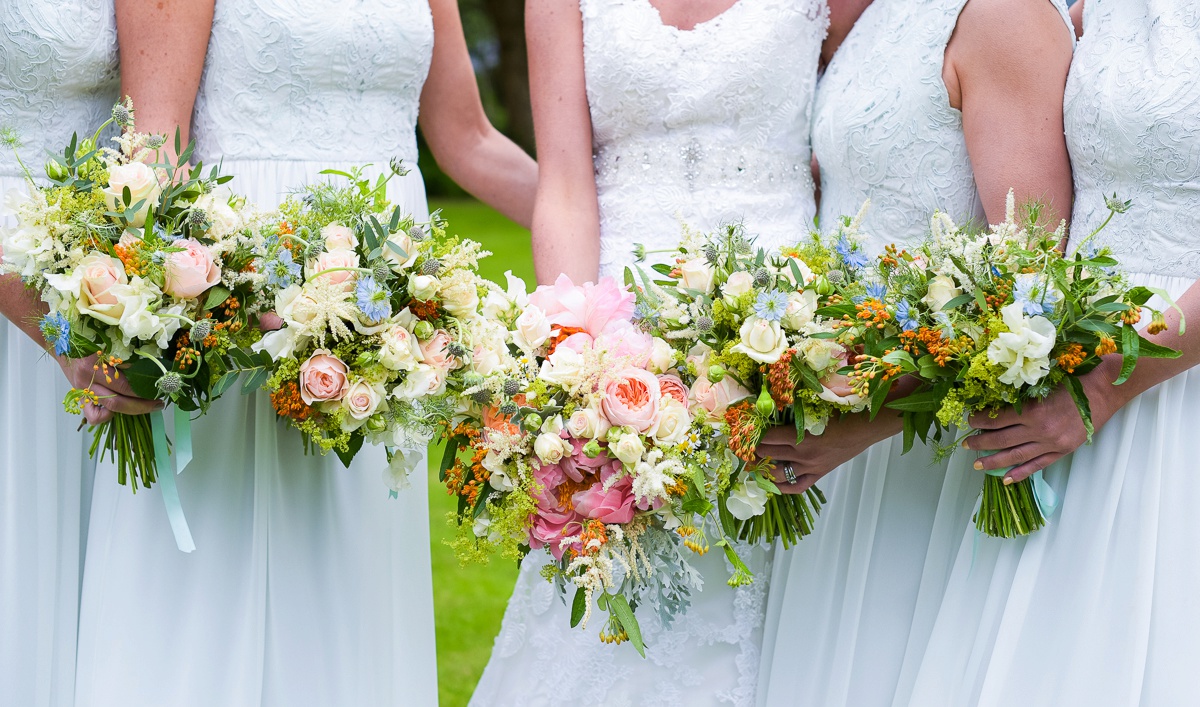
(753, 289, 790, 322)
(1012, 273, 1061, 317)
(866, 282, 887, 301)
(356, 275, 392, 322)
(836, 236, 869, 271)
(40, 312, 71, 356)
(265, 248, 302, 289)
(895, 300, 919, 332)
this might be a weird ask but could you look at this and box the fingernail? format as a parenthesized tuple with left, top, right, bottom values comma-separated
(1003, 476, 1014, 486)
(961, 438, 970, 449)
(973, 460, 983, 471)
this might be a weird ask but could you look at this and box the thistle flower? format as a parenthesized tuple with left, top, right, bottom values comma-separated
(1105, 194, 1132, 214)
(39, 312, 71, 356)
(355, 276, 392, 322)
(447, 342, 468, 359)
(752, 267, 771, 288)
(422, 258, 442, 276)
(703, 243, 719, 264)
(826, 269, 845, 284)
(470, 388, 493, 405)
(502, 379, 521, 397)
(190, 318, 213, 341)
(145, 134, 166, 150)
(408, 224, 427, 242)
(632, 243, 647, 262)
(156, 372, 183, 395)
(499, 400, 518, 416)
(694, 315, 714, 333)
(111, 99, 134, 128)
(389, 156, 410, 177)
(188, 208, 210, 229)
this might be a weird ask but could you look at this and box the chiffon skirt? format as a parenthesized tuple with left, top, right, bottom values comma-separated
(73, 161, 438, 707)
(0, 174, 94, 707)
(756, 434, 977, 707)
(896, 272, 1200, 707)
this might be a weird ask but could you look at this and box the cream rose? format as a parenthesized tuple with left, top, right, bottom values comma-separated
(384, 230, 418, 272)
(298, 350, 350, 405)
(104, 162, 162, 227)
(512, 305, 551, 352)
(379, 323, 422, 371)
(986, 302, 1057, 386)
(566, 405, 607, 440)
(611, 431, 646, 466)
(76, 252, 129, 324)
(679, 258, 716, 294)
(732, 316, 789, 364)
(798, 336, 840, 373)
(722, 270, 754, 305)
(341, 379, 385, 430)
(782, 289, 819, 330)
(534, 432, 571, 465)
(410, 274, 440, 301)
(539, 346, 586, 392)
(652, 397, 691, 446)
(164, 238, 222, 299)
(321, 223, 358, 252)
(922, 274, 962, 312)
(440, 278, 480, 318)
(647, 337, 676, 374)
(392, 364, 446, 400)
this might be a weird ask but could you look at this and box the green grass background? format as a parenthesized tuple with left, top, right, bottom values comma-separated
(427, 198, 533, 707)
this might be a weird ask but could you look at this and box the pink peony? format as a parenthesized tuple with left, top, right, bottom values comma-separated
(594, 327, 652, 366)
(602, 367, 661, 433)
(528, 274, 635, 340)
(657, 374, 689, 405)
(298, 350, 349, 405)
(163, 238, 221, 299)
(572, 466, 636, 524)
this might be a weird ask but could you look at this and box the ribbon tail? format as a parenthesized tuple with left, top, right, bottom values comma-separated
(152, 411, 195, 553)
(1030, 469, 1060, 519)
(173, 406, 193, 474)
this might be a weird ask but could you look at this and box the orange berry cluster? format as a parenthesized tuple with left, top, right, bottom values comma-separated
(569, 519, 610, 560)
(856, 299, 892, 329)
(545, 325, 587, 357)
(94, 354, 124, 385)
(269, 380, 314, 421)
(878, 243, 909, 269)
(985, 279, 1014, 311)
(113, 244, 147, 278)
(765, 349, 797, 407)
(724, 400, 762, 462)
(1096, 335, 1118, 356)
(1121, 306, 1142, 326)
(173, 332, 200, 367)
(1055, 342, 1087, 373)
(847, 355, 902, 397)
(409, 298, 440, 322)
(443, 424, 490, 507)
(676, 524, 709, 555)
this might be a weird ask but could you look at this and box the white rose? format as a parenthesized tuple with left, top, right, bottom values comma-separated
(539, 346, 586, 392)
(798, 335, 839, 373)
(534, 432, 571, 465)
(679, 258, 716, 294)
(104, 162, 162, 227)
(652, 397, 691, 446)
(341, 379, 385, 430)
(410, 274, 440, 301)
(512, 305, 551, 352)
(780, 257, 815, 287)
(384, 230, 418, 272)
(647, 337, 676, 374)
(321, 223, 358, 252)
(193, 190, 241, 237)
(726, 479, 768, 520)
(482, 271, 529, 320)
(379, 323, 422, 371)
(611, 432, 646, 466)
(392, 364, 446, 400)
(566, 404, 608, 440)
(817, 384, 866, 411)
(472, 344, 504, 377)
(722, 271, 755, 305)
(922, 274, 962, 312)
(782, 289, 819, 330)
(731, 316, 789, 364)
(986, 303, 1057, 386)
(440, 278, 480, 318)
(2, 223, 52, 278)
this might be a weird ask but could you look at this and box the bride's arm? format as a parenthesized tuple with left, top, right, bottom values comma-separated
(525, 0, 600, 285)
(760, 0, 1074, 492)
(418, 0, 537, 228)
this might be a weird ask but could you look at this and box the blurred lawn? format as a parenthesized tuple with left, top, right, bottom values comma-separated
(427, 198, 533, 707)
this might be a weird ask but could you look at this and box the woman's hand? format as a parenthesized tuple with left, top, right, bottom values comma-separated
(58, 355, 162, 425)
(757, 411, 902, 494)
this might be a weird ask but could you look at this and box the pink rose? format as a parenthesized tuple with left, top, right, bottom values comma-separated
(572, 466, 636, 524)
(419, 330, 456, 371)
(657, 374, 689, 405)
(298, 350, 349, 405)
(163, 238, 221, 299)
(690, 376, 753, 420)
(307, 249, 359, 287)
(602, 367, 661, 433)
(79, 251, 127, 307)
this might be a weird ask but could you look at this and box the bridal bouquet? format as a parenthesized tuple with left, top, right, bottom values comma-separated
(0, 100, 272, 503)
(252, 165, 490, 489)
(441, 273, 750, 655)
(631, 218, 875, 549)
(848, 193, 1182, 537)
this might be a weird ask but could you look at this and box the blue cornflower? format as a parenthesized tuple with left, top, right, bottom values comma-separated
(866, 282, 887, 301)
(356, 276, 392, 322)
(1012, 273, 1061, 317)
(753, 289, 789, 322)
(265, 248, 301, 289)
(895, 300, 919, 332)
(836, 236, 869, 271)
(40, 312, 71, 356)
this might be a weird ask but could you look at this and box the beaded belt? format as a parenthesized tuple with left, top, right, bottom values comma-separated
(594, 136, 811, 193)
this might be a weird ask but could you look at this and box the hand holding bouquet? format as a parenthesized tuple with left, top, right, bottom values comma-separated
(847, 193, 1182, 537)
(253, 165, 491, 490)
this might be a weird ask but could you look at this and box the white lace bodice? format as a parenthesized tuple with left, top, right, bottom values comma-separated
(191, 0, 434, 165)
(581, 0, 827, 277)
(1065, 0, 1200, 278)
(813, 0, 1071, 253)
(0, 0, 119, 179)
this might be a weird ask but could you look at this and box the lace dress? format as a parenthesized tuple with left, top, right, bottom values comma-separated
(756, 2, 1072, 705)
(73, 2, 438, 705)
(898, 2, 1200, 704)
(470, 1, 824, 705)
(0, 3, 117, 705)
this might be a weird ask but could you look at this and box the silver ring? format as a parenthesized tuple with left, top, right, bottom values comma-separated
(782, 463, 797, 485)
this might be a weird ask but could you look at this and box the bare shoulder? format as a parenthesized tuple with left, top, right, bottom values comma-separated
(946, 0, 1072, 101)
(527, 0, 584, 33)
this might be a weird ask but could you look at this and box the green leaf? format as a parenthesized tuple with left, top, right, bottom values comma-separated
(334, 433, 365, 468)
(1134, 335, 1182, 360)
(607, 594, 646, 657)
(240, 368, 268, 394)
(204, 286, 232, 311)
(902, 412, 917, 454)
(881, 349, 917, 371)
(570, 588, 587, 628)
(973, 288, 989, 313)
(867, 376, 894, 419)
(885, 389, 944, 413)
(439, 436, 464, 481)
(941, 293, 975, 311)
(123, 357, 164, 399)
(1092, 302, 1131, 313)
(229, 348, 257, 369)
(212, 371, 240, 398)
(1064, 375, 1094, 443)
(1114, 325, 1139, 385)
(794, 399, 806, 445)
(1075, 319, 1119, 335)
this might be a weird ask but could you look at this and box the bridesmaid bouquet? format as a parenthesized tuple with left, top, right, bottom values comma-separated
(0, 100, 272, 501)
(849, 193, 1182, 537)
(441, 273, 750, 655)
(630, 217, 875, 549)
(251, 165, 490, 489)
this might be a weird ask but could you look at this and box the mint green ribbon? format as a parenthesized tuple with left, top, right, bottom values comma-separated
(151, 409, 195, 553)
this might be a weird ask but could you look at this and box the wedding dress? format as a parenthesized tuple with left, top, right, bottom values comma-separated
(74, 2, 438, 705)
(897, 2, 1200, 704)
(756, 1, 1072, 705)
(470, 1, 825, 705)
(0, 3, 117, 705)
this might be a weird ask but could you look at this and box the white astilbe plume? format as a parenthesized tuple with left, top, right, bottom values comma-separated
(290, 279, 357, 345)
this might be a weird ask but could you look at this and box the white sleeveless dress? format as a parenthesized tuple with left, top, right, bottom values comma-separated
(470, 1, 824, 705)
(0, 3, 116, 705)
(897, 2, 1200, 705)
(756, 2, 1072, 705)
(74, 2, 438, 705)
